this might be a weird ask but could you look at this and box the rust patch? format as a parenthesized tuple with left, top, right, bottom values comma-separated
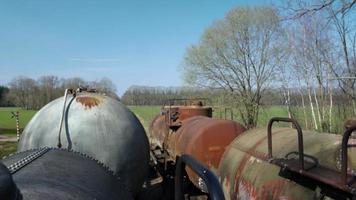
(76, 96, 101, 109)
(238, 178, 259, 199)
(233, 129, 286, 196)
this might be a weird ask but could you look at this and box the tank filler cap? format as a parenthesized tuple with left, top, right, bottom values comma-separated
(0, 163, 22, 200)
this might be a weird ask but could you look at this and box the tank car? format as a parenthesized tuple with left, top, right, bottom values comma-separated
(150, 99, 356, 199)
(1, 88, 150, 199)
(149, 99, 246, 195)
(218, 117, 356, 199)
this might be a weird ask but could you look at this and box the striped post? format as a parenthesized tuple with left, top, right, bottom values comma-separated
(11, 111, 20, 142)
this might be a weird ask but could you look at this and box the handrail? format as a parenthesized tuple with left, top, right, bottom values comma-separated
(175, 155, 225, 200)
(267, 117, 304, 170)
(162, 98, 212, 108)
(341, 125, 356, 185)
(162, 98, 212, 127)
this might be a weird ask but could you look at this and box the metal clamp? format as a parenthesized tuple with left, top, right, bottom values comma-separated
(267, 117, 304, 170)
(341, 125, 356, 186)
(174, 154, 225, 200)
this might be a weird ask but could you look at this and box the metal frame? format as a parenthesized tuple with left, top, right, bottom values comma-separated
(162, 98, 212, 108)
(267, 117, 356, 199)
(267, 117, 304, 169)
(162, 98, 212, 127)
(341, 125, 356, 185)
(175, 154, 225, 200)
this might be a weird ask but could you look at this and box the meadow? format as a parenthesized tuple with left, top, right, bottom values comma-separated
(0, 108, 37, 158)
(130, 105, 349, 134)
(0, 107, 37, 133)
(0, 104, 350, 158)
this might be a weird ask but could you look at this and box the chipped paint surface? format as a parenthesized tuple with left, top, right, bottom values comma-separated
(76, 96, 102, 109)
(219, 127, 355, 199)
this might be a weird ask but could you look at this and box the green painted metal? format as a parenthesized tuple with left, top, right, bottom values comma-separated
(219, 127, 356, 199)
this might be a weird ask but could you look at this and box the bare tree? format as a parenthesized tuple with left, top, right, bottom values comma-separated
(89, 78, 118, 99)
(327, 4, 356, 113)
(60, 77, 86, 92)
(287, 0, 356, 115)
(182, 7, 282, 128)
(287, 0, 355, 19)
(286, 12, 336, 131)
(8, 76, 38, 109)
(38, 75, 61, 106)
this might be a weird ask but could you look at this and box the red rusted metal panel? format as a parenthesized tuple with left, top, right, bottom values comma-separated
(149, 114, 169, 149)
(149, 102, 213, 149)
(149, 100, 246, 192)
(171, 116, 246, 190)
(177, 106, 212, 122)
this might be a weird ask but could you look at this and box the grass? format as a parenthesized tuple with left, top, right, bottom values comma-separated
(128, 105, 352, 134)
(0, 141, 18, 158)
(0, 107, 36, 157)
(128, 106, 161, 131)
(127, 105, 294, 132)
(0, 104, 351, 158)
(0, 108, 37, 130)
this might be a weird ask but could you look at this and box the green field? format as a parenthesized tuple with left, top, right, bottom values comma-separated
(0, 142, 17, 158)
(0, 105, 350, 158)
(128, 105, 349, 134)
(128, 105, 291, 131)
(128, 106, 161, 131)
(0, 107, 37, 157)
(0, 107, 37, 132)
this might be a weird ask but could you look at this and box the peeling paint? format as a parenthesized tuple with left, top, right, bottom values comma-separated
(76, 96, 102, 109)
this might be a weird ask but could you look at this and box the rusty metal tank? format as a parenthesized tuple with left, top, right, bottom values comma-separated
(149, 101, 213, 149)
(149, 99, 246, 191)
(18, 91, 150, 194)
(218, 126, 356, 199)
(149, 114, 169, 150)
(169, 116, 246, 190)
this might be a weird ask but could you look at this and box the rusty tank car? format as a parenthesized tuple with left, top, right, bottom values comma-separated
(149, 99, 246, 194)
(0, 88, 150, 199)
(149, 99, 356, 199)
(218, 117, 356, 199)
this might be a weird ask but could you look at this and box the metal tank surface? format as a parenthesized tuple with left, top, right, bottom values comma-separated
(218, 127, 356, 199)
(149, 114, 169, 150)
(149, 99, 246, 194)
(149, 100, 213, 150)
(1, 148, 133, 199)
(18, 91, 150, 194)
(170, 116, 246, 190)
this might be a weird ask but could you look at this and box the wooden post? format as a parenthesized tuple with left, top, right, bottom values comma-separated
(11, 111, 20, 142)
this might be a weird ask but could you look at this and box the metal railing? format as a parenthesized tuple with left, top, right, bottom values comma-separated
(267, 117, 304, 170)
(175, 154, 224, 200)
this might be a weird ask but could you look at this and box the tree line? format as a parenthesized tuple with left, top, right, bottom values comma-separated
(0, 76, 117, 110)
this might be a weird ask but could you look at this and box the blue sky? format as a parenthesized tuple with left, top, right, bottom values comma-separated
(0, 0, 271, 95)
